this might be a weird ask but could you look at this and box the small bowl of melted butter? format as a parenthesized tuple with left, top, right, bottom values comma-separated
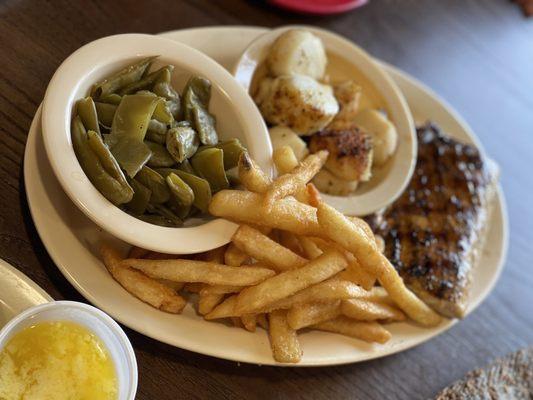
(0, 301, 137, 400)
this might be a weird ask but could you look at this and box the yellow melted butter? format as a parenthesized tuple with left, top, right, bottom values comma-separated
(0, 320, 118, 400)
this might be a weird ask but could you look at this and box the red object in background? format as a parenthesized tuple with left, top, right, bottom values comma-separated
(269, 0, 368, 15)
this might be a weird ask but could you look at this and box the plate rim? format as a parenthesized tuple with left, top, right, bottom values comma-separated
(23, 26, 509, 366)
(0, 258, 53, 326)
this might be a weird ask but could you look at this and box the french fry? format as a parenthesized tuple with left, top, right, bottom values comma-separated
(198, 292, 225, 315)
(232, 225, 307, 272)
(183, 282, 204, 293)
(358, 287, 395, 306)
(263, 150, 328, 209)
(341, 299, 406, 322)
(231, 317, 244, 328)
(146, 251, 181, 260)
(101, 244, 186, 313)
(272, 146, 310, 204)
(121, 258, 275, 286)
(234, 249, 348, 315)
(287, 301, 341, 330)
(205, 279, 366, 318)
(157, 279, 185, 292)
(313, 317, 391, 344)
(268, 310, 302, 363)
(209, 190, 321, 236)
(340, 260, 376, 291)
(310, 237, 376, 290)
(316, 201, 442, 327)
(195, 246, 227, 263)
(305, 183, 321, 206)
(204, 295, 237, 320)
(200, 284, 242, 296)
(298, 236, 323, 259)
(241, 314, 257, 332)
(257, 314, 268, 330)
(348, 216, 377, 246)
(375, 235, 385, 253)
(224, 243, 249, 266)
(238, 152, 271, 193)
(278, 230, 304, 256)
(128, 246, 150, 259)
(273, 145, 299, 175)
(270, 279, 368, 311)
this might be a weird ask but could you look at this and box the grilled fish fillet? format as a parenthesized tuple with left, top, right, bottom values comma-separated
(366, 123, 498, 318)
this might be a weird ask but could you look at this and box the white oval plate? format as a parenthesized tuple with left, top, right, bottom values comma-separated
(0, 258, 52, 328)
(24, 27, 508, 366)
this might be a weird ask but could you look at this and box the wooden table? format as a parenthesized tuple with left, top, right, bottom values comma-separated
(1, 0, 532, 398)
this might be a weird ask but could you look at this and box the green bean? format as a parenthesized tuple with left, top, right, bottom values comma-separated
(100, 93, 122, 105)
(105, 94, 162, 178)
(172, 170, 211, 212)
(145, 141, 175, 168)
(154, 161, 194, 178)
(86, 130, 129, 185)
(153, 168, 176, 178)
(193, 105, 218, 145)
(152, 68, 181, 120)
(146, 204, 182, 227)
(167, 198, 192, 220)
(166, 100, 181, 120)
(125, 178, 151, 215)
(135, 90, 173, 125)
(145, 119, 167, 144)
(182, 86, 196, 124)
(95, 102, 117, 129)
(91, 56, 156, 99)
(153, 69, 179, 101)
(166, 173, 194, 207)
(153, 101, 173, 125)
(166, 126, 199, 163)
(72, 116, 133, 205)
(135, 166, 170, 204)
(199, 138, 246, 170)
(77, 97, 100, 136)
(178, 159, 196, 174)
(190, 148, 228, 193)
(118, 65, 174, 96)
(185, 76, 211, 107)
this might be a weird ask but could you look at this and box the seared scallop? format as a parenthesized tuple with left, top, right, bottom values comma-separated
(267, 29, 327, 80)
(328, 81, 362, 130)
(353, 109, 397, 166)
(309, 128, 373, 182)
(255, 75, 339, 135)
(312, 168, 359, 196)
(269, 126, 308, 161)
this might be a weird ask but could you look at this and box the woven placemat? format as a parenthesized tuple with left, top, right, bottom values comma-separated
(435, 347, 533, 399)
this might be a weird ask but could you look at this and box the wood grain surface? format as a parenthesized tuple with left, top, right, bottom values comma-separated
(1, 0, 532, 399)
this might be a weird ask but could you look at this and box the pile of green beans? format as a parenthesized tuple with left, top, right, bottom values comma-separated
(71, 56, 246, 227)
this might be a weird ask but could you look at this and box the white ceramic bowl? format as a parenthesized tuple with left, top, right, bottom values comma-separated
(42, 34, 272, 254)
(233, 26, 416, 216)
(0, 301, 137, 400)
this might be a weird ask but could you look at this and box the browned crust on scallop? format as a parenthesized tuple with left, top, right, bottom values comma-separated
(309, 128, 373, 181)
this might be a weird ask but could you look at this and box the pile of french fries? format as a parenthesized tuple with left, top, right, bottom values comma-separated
(100, 146, 442, 363)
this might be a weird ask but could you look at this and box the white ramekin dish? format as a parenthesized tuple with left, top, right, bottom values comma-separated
(233, 26, 416, 216)
(0, 301, 137, 400)
(42, 33, 272, 254)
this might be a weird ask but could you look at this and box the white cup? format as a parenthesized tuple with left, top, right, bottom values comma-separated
(0, 301, 138, 400)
